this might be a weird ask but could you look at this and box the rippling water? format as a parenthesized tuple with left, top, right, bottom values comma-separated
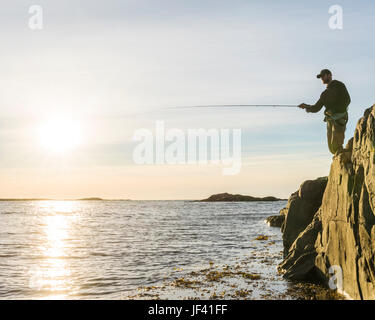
(0, 200, 287, 299)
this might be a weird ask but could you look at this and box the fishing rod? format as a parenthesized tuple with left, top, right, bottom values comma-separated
(118, 104, 300, 117)
(168, 104, 298, 109)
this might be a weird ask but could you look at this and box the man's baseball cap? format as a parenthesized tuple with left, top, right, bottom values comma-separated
(317, 69, 332, 79)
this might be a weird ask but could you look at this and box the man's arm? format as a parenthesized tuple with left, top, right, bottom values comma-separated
(298, 92, 325, 113)
(305, 98, 324, 113)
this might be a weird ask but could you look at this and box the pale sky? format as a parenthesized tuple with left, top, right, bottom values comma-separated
(0, 0, 374, 199)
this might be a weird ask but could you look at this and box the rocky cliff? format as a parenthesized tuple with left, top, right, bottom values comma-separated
(278, 105, 375, 299)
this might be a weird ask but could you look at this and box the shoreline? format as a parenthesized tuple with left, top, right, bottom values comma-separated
(124, 222, 343, 300)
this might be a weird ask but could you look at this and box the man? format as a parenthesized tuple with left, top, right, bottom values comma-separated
(298, 69, 351, 156)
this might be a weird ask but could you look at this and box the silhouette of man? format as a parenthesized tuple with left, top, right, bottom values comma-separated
(298, 69, 351, 156)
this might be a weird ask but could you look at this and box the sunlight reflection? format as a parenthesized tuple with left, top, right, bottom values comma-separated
(39, 200, 76, 214)
(30, 201, 78, 299)
(44, 215, 68, 258)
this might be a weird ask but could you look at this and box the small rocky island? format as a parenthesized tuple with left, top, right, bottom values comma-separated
(201, 192, 285, 202)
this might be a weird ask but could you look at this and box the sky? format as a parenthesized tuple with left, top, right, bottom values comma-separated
(0, 0, 374, 199)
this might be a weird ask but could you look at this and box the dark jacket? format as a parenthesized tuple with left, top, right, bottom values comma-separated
(306, 80, 351, 114)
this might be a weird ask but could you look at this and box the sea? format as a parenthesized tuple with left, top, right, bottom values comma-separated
(0, 200, 323, 299)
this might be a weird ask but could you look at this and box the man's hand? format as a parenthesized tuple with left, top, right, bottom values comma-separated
(298, 103, 308, 109)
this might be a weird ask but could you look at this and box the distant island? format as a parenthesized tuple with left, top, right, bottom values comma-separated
(200, 193, 286, 202)
(0, 198, 131, 201)
(0, 198, 51, 201)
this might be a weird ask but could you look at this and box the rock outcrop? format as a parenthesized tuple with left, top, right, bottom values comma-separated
(279, 105, 375, 299)
(265, 214, 285, 227)
(281, 177, 328, 256)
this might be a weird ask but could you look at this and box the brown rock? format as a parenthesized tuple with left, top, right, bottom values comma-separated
(279, 105, 375, 300)
(265, 215, 285, 227)
(281, 177, 327, 256)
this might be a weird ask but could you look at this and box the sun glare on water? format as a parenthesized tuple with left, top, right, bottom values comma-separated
(29, 201, 77, 299)
(38, 118, 83, 154)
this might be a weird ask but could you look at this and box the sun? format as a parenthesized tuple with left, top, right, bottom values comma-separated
(38, 118, 82, 154)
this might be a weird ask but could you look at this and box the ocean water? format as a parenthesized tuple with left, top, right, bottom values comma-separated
(0, 200, 289, 299)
